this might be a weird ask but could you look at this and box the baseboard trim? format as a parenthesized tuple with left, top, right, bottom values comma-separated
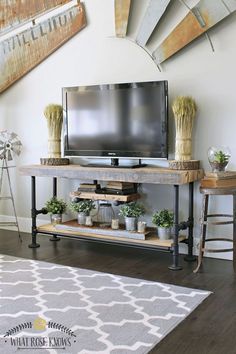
(0, 214, 46, 234)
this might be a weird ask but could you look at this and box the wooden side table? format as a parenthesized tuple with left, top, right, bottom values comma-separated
(194, 186, 236, 273)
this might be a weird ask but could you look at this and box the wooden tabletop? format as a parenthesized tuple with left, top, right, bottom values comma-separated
(19, 164, 204, 185)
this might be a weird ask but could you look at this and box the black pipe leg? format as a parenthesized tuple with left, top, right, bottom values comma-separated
(28, 176, 40, 248)
(28, 228, 40, 248)
(50, 234, 61, 242)
(53, 177, 57, 197)
(50, 177, 60, 242)
(233, 194, 236, 272)
(185, 182, 197, 262)
(169, 185, 182, 270)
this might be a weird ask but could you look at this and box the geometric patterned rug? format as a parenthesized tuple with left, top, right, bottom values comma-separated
(0, 254, 211, 354)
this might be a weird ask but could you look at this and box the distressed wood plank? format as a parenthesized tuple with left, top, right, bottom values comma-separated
(55, 221, 149, 240)
(115, 0, 131, 37)
(0, 3, 86, 93)
(0, 0, 72, 34)
(153, 0, 236, 64)
(19, 164, 204, 185)
(136, 0, 171, 47)
(70, 191, 140, 202)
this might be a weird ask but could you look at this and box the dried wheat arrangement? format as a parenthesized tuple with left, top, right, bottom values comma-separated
(172, 96, 197, 161)
(44, 104, 63, 158)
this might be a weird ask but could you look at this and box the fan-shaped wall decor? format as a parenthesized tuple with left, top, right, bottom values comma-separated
(114, 0, 236, 66)
(115, 0, 131, 37)
(135, 0, 171, 47)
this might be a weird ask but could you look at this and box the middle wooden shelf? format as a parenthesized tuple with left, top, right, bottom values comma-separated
(70, 191, 141, 202)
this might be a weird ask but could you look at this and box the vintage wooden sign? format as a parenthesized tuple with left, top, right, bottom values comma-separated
(136, 0, 171, 47)
(0, 3, 86, 93)
(0, 0, 72, 34)
(153, 0, 236, 64)
(115, 0, 131, 37)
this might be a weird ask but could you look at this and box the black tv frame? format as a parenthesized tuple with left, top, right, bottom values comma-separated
(62, 81, 168, 167)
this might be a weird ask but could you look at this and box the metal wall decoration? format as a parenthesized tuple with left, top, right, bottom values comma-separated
(114, 0, 236, 67)
(0, 2, 86, 93)
(115, 0, 131, 37)
(136, 0, 171, 47)
(153, 0, 236, 64)
(0, 0, 72, 34)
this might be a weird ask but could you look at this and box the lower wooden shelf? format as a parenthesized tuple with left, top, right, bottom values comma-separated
(37, 220, 186, 249)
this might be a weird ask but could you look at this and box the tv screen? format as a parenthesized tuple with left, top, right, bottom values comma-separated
(62, 81, 168, 160)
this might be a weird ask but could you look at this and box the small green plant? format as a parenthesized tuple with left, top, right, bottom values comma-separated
(45, 197, 67, 214)
(119, 202, 145, 218)
(152, 209, 174, 228)
(70, 200, 95, 214)
(213, 150, 230, 164)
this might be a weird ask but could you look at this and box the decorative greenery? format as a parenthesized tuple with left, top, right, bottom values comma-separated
(213, 150, 230, 164)
(45, 197, 67, 215)
(152, 209, 174, 228)
(70, 200, 95, 214)
(119, 202, 145, 218)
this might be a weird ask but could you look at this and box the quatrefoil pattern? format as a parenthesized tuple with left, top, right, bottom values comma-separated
(0, 254, 210, 354)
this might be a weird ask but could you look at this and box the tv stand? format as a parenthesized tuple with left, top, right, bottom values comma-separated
(84, 158, 147, 169)
(20, 164, 204, 271)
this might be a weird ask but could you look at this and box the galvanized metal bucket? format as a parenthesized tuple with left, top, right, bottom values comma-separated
(157, 227, 171, 240)
(125, 217, 137, 231)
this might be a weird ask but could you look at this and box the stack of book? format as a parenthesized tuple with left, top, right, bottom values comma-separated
(200, 171, 236, 188)
(77, 183, 100, 192)
(105, 181, 136, 194)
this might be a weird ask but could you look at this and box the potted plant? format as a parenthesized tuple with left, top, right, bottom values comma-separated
(119, 202, 145, 231)
(152, 209, 174, 240)
(208, 146, 230, 172)
(70, 199, 95, 225)
(45, 197, 67, 225)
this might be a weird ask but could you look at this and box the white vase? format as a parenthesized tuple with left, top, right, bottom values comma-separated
(157, 227, 171, 240)
(77, 212, 87, 225)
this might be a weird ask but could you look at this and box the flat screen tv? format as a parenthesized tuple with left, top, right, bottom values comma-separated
(62, 80, 168, 166)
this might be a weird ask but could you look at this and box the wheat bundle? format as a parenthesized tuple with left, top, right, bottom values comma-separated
(172, 96, 197, 161)
(44, 104, 63, 158)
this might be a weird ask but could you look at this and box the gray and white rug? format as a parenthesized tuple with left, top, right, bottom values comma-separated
(0, 254, 211, 354)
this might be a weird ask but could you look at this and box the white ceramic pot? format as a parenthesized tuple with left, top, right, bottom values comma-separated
(157, 226, 171, 240)
(77, 212, 87, 225)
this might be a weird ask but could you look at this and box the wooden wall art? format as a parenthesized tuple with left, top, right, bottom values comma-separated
(0, 2, 86, 93)
(115, 0, 131, 37)
(136, 0, 171, 47)
(114, 0, 236, 67)
(153, 0, 236, 64)
(0, 0, 72, 34)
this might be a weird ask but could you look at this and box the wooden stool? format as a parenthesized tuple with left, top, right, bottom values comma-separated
(194, 187, 236, 273)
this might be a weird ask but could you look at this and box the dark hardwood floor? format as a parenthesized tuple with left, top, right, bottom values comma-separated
(1, 229, 236, 354)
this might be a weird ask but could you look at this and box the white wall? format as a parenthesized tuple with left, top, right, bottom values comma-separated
(0, 0, 236, 259)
